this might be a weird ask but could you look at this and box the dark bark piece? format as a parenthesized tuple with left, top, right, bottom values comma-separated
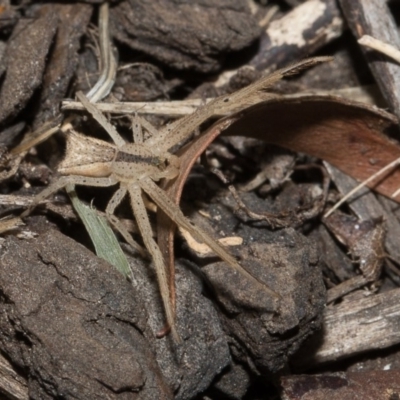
(250, 0, 344, 70)
(346, 344, 400, 373)
(113, 64, 182, 102)
(0, 41, 6, 71)
(33, 3, 92, 127)
(0, 7, 19, 32)
(0, 122, 25, 148)
(377, 195, 400, 264)
(128, 257, 231, 400)
(281, 371, 400, 400)
(339, 0, 400, 122)
(74, 46, 101, 96)
(0, 5, 58, 126)
(211, 362, 252, 400)
(110, 0, 261, 73)
(0, 230, 172, 399)
(195, 200, 326, 373)
(240, 178, 329, 229)
(309, 225, 355, 282)
(292, 287, 400, 369)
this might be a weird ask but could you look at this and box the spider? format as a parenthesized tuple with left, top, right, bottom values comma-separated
(21, 57, 330, 340)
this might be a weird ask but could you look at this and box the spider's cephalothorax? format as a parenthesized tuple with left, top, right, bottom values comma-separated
(112, 144, 179, 182)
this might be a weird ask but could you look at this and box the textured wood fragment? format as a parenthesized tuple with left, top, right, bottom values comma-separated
(282, 370, 400, 400)
(0, 353, 28, 400)
(339, 0, 400, 122)
(292, 288, 400, 368)
(0, 5, 58, 125)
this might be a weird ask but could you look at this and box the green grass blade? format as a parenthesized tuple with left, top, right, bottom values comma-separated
(66, 184, 131, 278)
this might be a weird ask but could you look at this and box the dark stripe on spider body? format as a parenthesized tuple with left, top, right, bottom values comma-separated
(115, 151, 161, 166)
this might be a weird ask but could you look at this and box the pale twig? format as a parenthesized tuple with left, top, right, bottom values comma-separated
(0, 194, 50, 207)
(324, 157, 400, 218)
(391, 184, 400, 198)
(86, 2, 117, 102)
(63, 98, 215, 116)
(358, 35, 400, 64)
(10, 120, 61, 156)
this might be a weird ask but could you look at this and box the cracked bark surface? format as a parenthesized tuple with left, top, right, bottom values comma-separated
(0, 229, 172, 399)
(110, 0, 260, 72)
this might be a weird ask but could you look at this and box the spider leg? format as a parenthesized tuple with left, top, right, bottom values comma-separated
(146, 109, 207, 154)
(128, 184, 180, 342)
(137, 115, 161, 138)
(76, 91, 126, 147)
(139, 177, 281, 304)
(146, 57, 332, 153)
(104, 186, 147, 257)
(130, 114, 144, 144)
(133, 114, 167, 145)
(105, 187, 127, 215)
(106, 214, 147, 258)
(22, 176, 117, 217)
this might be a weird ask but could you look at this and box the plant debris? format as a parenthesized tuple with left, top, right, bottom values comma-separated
(1, 1, 400, 399)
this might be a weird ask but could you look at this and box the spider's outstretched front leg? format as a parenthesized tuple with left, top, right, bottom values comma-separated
(21, 176, 118, 218)
(104, 187, 147, 257)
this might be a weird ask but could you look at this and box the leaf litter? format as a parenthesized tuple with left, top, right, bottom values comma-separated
(0, 1, 400, 399)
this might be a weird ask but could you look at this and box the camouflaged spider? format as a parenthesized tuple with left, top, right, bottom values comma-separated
(22, 91, 280, 341)
(22, 57, 330, 340)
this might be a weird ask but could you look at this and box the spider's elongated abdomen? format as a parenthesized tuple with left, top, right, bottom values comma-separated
(59, 129, 115, 177)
